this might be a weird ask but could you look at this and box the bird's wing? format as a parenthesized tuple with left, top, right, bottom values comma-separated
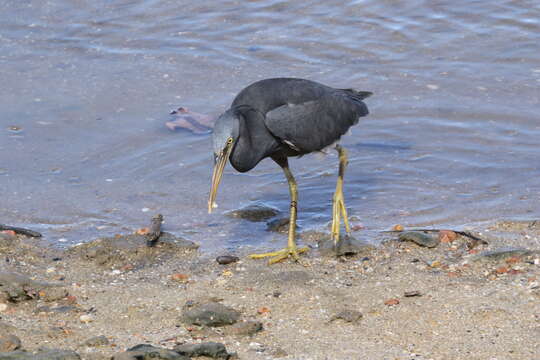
(264, 93, 367, 153)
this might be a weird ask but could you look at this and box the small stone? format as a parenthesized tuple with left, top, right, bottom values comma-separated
(271, 347, 288, 358)
(0, 303, 7, 312)
(398, 232, 439, 248)
(225, 321, 263, 336)
(40, 287, 69, 302)
(0, 334, 21, 352)
(392, 224, 404, 231)
(216, 256, 239, 265)
(170, 273, 189, 283)
(113, 344, 188, 360)
(472, 248, 534, 262)
(79, 314, 94, 323)
(180, 302, 240, 327)
(257, 307, 270, 315)
(384, 298, 400, 306)
(330, 309, 363, 323)
(404, 290, 422, 297)
(438, 230, 457, 243)
(174, 342, 231, 359)
(83, 335, 109, 347)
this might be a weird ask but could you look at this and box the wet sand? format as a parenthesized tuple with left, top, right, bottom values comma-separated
(1, 220, 539, 360)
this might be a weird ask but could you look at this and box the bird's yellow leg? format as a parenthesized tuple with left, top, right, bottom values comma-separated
(249, 160, 308, 264)
(331, 145, 351, 246)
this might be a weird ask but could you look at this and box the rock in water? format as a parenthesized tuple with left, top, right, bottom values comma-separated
(225, 203, 280, 222)
(398, 231, 440, 248)
(180, 302, 240, 327)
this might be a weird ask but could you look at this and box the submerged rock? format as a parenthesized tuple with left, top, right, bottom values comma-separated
(266, 217, 296, 233)
(180, 302, 240, 327)
(398, 231, 439, 248)
(112, 345, 187, 360)
(225, 203, 280, 222)
(174, 342, 233, 359)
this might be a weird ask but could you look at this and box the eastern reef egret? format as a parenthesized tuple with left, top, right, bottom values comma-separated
(208, 78, 371, 264)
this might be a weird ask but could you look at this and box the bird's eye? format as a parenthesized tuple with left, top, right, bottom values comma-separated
(227, 138, 233, 144)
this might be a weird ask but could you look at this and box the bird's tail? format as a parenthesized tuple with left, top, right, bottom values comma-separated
(341, 88, 373, 101)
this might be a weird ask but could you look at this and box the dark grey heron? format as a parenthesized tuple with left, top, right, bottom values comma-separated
(208, 78, 371, 264)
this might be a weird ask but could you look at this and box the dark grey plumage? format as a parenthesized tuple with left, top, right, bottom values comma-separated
(215, 77, 371, 172)
(208, 77, 372, 263)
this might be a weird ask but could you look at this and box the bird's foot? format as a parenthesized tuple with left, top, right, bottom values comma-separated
(331, 191, 350, 245)
(248, 246, 309, 265)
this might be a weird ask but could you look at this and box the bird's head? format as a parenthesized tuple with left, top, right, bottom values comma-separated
(208, 109, 240, 213)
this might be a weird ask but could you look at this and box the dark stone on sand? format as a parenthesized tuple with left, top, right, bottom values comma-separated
(39, 287, 68, 302)
(330, 309, 363, 323)
(266, 217, 296, 233)
(216, 255, 239, 265)
(472, 248, 537, 262)
(112, 345, 187, 360)
(317, 234, 375, 257)
(398, 231, 439, 248)
(68, 232, 198, 269)
(0, 272, 60, 303)
(0, 334, 21, 352)
(225, 321, 264, 336)
(0, 349, 81, 360)
(174, 342, 232, 359)
(180, 302, 240, 327)
(404, 290, 422, 297)
(225, 203, 280, 222)
(82, 335, 109, 347)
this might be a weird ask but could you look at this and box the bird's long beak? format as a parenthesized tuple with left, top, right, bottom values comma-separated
(208, 142, 234, 214)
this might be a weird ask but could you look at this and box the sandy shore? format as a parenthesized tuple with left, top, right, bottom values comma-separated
(1, 220, 539, 360)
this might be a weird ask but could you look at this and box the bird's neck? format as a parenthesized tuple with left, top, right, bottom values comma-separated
(229, 106, 279, 173)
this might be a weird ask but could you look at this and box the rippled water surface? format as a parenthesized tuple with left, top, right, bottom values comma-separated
(1, 0, 539, 251)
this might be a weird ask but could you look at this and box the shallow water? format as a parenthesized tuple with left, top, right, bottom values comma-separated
(1, 0, 539, 251)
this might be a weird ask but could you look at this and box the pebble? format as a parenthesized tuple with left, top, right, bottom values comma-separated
(216, 255, 239, 265)
(404, 290, 422, 297)
(330, 309, 363, 323)
(83, 335, 110, 347)
(79, 314, 94, 323)
(174, 342, 232, 359)
(225, 321, 263, 336)
(0, 303, 7, 312)
(180, 302, 240, 327)
(398, 231, 440, 248)
(113, 344, 188, 360)
(0, 334, 21, 352)
(384, 298, 400, 306)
